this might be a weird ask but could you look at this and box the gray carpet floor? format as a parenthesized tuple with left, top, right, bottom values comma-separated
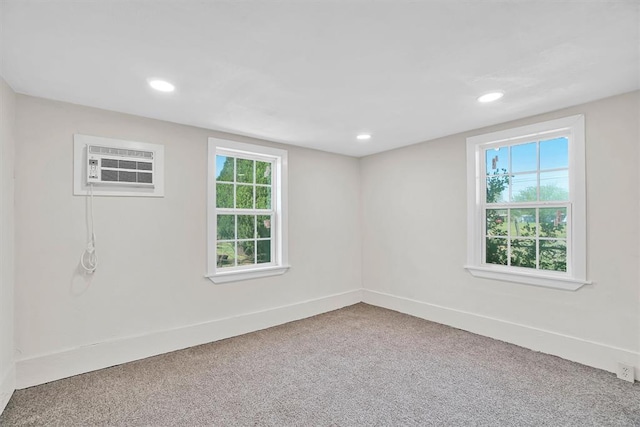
(1, 303, 639, 426)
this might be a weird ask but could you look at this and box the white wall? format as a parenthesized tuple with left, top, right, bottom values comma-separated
(13, 95, 362, 388)
(0, 77, 16, 410)
(361, 91, 640, 377)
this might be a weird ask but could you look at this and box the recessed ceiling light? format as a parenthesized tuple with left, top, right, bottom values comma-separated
(477, 92, 504, 103)
(357, 134, 371, 141)
(148, 79, 175, 92)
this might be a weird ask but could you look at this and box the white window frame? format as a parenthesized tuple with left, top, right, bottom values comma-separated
(465, 115, 589, 291)
(206, 138, 289, 284)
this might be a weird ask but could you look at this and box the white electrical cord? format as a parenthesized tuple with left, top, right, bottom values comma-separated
(80, 184, 98, 273)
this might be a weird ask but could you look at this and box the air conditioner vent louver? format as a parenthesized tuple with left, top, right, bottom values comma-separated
(89, 146, 153, 158)
(137, 172, 153, 184)
(119, 171, 137, 182)
(102, 159, 118, 168)
(87, 144, 155, 188)
(119, 160, 137, 170)
(101, 170, 118, 182)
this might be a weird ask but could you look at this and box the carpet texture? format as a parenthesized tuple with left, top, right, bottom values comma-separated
(1, 303, 639, 426)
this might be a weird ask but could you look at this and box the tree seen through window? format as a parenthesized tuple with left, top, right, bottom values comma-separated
(215, 155, 273, 268)
(484, 137, 569, 272)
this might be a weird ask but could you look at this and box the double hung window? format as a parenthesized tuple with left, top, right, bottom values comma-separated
(207, 138, 289, 283)
(465, 115, 588, 290)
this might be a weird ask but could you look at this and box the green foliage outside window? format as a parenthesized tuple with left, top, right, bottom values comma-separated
(485, 168, 567, 272)
(216, 155, 273, 268)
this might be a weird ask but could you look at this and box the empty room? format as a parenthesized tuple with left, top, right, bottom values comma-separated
(0, 1, 639, 425)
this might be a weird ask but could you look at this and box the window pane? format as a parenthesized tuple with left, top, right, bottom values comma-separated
(256, 186, 271, 209)
(486, 209, 507, 236)
(540, 170, 569, 201)
(257, 215, 272, 238)
(486, 237, 508, 265)
(486, 175, 509, 203)
(217, 215, 235, 240)
(216, 155, 234, 182)
(216, 183, 234, 208)
(256, 161, 272, 185)
(236, 159, 254, 183)
(238, 241, 255, 265)
(539, 240, 567, 272)
(510, 208, 536, 237)
(511, 142, 537, 173)
(540, 137, 568, 170)
(539, 208, 567, 238)
(510, 239, 536, 269)
(236, 185, 254, 209)
(216, 242, 236, 268)
(237, 215, 255, 239)
(511, 173, 538, 202)
(257, 240, 271, 264)
(485, 146, 508, 174)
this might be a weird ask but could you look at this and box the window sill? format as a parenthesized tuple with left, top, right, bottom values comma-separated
(464, 265, 590, 291)
(206, 265, 290, 284)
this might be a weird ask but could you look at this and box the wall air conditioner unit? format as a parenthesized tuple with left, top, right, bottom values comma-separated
(87, 145, 155, 187)
(73, 134, 165, 197)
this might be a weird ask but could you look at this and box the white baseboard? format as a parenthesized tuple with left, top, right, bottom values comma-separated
(16, 289, 363, 389)
(362, 289, 639, 379)
(15, 287, 638, 390)
(0, 365, 15, 414)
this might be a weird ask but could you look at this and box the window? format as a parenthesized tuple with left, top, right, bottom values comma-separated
(207, 138, 289, 283)
(465, 115, 589, 290)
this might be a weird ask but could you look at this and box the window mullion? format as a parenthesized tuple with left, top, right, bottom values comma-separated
(233, 157, 237, 210)
(254, 214, 258, 265)
(507, 208, 511, 266)
(536, 140, 541, 202)
(508, 146, 512, 203)
(535, 207, 540, 269)
(484, 201, 571, 209)
(566, 203, 573, 276)
(234, 214, 238, 267)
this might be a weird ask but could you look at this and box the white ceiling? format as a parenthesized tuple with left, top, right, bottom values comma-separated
(1, 1, 638, 157)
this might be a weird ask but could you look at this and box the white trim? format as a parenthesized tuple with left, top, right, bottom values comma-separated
(14, 289, 638, 389)
(206, 265, 290, 284)
(569, 115, 587, 282)
(0, 365, 15, 414)
(73, 134, 165, 197)
(207, 138, 289, 282)
(466, 115, 584, 146)
(15, 289, 362, 389)
(466, 115, 587, 289)
(464, 265, 589, 290)
(362, 290, 639, 380)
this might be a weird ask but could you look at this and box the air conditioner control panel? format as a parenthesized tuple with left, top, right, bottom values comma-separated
(88, 159, 99, 180)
